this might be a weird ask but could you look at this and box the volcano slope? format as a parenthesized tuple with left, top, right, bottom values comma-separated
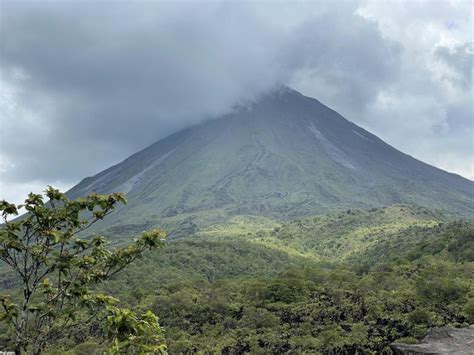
(67, 86, 473, 236)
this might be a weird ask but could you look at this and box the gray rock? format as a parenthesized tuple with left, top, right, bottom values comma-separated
(391, 326, 474, 354)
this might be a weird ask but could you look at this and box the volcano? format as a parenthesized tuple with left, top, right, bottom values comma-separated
(67, 86, 473, 233)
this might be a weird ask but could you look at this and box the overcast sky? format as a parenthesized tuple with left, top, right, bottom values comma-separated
(1, 0, 473, 204)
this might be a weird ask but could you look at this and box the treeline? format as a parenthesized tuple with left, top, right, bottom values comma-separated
(153, 258, 472, 353)
(43, 254, 473, 354)
(1, 205, 473, 353)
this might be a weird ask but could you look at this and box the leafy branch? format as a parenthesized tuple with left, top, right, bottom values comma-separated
(0, 187, 167, 354)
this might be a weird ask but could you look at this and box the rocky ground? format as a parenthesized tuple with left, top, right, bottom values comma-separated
(391, 326, 474, 354)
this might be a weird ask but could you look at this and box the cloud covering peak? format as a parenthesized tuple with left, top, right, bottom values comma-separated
(1, 0, 472, 203)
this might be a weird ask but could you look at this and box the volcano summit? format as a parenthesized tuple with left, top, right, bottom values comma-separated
(67, 86, 473, 232)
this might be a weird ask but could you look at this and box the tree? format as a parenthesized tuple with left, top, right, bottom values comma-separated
(0, 187, 167, 354)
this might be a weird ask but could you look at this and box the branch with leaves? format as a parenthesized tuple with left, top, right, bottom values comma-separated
(0, 187, 167, 354)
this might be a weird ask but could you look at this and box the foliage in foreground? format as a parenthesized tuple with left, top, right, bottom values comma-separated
(0, 187, 166, 354)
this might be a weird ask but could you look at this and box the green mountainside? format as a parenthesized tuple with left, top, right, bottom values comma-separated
(67, 86, 474, 236)
(193, 204, 473, 266)
(54, 206, 474, 352)
(103, 206, 474, 353)
(2, 205, 472, 353)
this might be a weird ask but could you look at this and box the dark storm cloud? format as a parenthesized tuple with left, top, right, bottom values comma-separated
(0, 0, 472, 203)
(1, 1, 284, 182)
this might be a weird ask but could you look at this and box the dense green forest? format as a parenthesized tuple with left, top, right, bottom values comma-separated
(1, 205, 473, 353)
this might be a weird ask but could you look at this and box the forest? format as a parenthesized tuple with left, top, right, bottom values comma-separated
(1, 194, 472, 354)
